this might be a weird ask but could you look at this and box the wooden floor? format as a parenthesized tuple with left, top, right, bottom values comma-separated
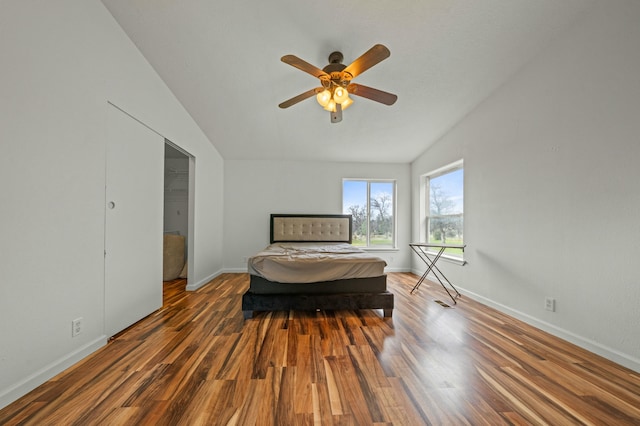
(1, 273, 639, 425)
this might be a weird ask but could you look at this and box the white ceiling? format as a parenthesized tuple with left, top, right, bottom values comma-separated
(101, 0, 596, 164)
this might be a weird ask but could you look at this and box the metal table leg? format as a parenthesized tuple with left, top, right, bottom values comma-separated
(410, 244, 462, 304)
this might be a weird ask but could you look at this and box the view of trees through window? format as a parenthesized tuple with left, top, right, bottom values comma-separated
(343, 180, 395, 247)
(427, 166, 464, 256)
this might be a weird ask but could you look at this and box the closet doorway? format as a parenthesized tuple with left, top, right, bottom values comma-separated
(163, 141, 194, 288)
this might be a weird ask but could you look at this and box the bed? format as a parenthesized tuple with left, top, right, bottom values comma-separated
(241, 214, 394, 319)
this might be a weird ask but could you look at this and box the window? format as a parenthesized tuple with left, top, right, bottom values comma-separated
(342, 179, 396, 248)
(424, 162, 464, 258)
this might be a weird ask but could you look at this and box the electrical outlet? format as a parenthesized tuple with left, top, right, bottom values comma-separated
(545, 297, 556, 312)
(72, 318, 83, 337)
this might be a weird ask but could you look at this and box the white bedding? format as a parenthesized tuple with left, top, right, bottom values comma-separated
(247, 242, 387, 283)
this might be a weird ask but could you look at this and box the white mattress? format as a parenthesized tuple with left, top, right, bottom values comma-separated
(247, 242, 387, 283)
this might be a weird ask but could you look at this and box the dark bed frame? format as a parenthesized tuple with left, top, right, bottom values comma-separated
(241, 214, 394, 319)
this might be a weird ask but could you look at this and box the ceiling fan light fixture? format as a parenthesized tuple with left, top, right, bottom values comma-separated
(316, 89, 331, 107)
(333, 86, 349, 104)
(323, 99, 337, 112)
(341, 95, 353, 110)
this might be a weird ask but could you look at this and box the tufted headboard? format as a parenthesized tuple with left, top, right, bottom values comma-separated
(270, 214, 352, 244)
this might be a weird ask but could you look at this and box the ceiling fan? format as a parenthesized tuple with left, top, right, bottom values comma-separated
(278, 44, 398, 123)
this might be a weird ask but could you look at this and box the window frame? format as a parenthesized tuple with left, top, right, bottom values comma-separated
(342, 178, 397, 249)
(421, 160, 464, 262)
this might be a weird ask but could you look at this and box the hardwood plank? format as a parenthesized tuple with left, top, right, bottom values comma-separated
(1, 273, 639, 425)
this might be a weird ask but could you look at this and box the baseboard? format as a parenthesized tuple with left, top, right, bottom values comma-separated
(0, 336, 107, 410)
(408, 268, 640, 373)
(186, 269, 224, 291)
(223, 267, 249, 274)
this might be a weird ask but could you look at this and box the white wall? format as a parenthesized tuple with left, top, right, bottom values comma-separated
(411, 0, 640, 371)
(0, 0, 224, 408)
(224, 160, 411, 272)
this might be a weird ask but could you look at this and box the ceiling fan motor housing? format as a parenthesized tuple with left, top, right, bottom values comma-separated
(322, 52, 351, 87)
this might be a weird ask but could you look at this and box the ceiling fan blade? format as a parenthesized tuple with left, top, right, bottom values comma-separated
(281, 55, 329, 79)
(279, 87, 322, 109)
(343, 44, 391, 79)
(347, 83, 397, 106)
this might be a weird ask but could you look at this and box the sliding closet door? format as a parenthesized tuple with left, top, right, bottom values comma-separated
(104, 105, 164, 337)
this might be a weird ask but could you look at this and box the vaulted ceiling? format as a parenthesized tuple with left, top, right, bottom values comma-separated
(101, 0, 596, 163)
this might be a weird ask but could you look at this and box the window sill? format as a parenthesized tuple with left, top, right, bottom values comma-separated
(426, 251, 467, 266)
(361, 247, 399, 252)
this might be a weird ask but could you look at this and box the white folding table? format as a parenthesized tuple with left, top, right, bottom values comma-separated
(409, 243, 465, 304)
